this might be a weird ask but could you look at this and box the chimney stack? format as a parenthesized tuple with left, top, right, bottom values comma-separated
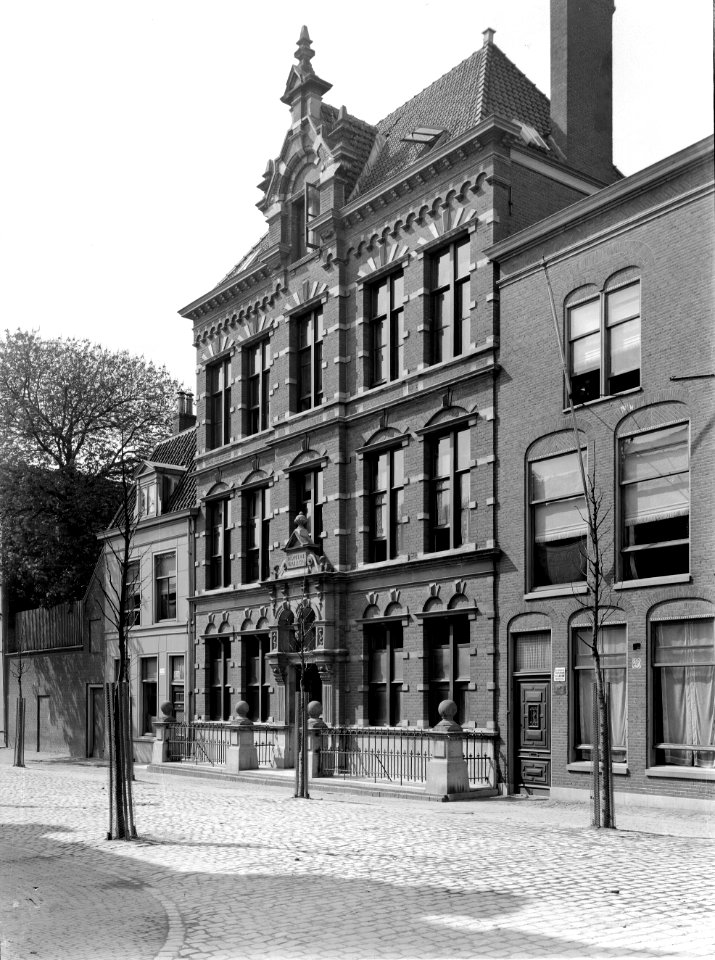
(173, 391, 196, 434)
(550, 0, 617, 184)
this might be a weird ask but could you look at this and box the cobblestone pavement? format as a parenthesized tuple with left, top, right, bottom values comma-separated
(1, 753, 713, 960)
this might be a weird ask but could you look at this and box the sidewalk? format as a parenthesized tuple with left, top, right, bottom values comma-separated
(4, 746, 713, 840)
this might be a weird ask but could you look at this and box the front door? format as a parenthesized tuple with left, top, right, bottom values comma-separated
(36, 695, 50, 752)
(88, 686, 105, 758)
(516, 679, 551, 793)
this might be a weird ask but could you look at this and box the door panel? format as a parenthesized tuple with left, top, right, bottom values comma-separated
(516, 679, 551, 790)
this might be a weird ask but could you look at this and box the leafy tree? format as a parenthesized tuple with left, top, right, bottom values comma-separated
(0, 330, 185, 838)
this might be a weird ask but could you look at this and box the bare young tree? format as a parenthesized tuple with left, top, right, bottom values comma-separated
(10, 636, 28, 768)
(543, 264, 617, 829)
(573, 471, 617, 828)
(292, 579, 316, 800)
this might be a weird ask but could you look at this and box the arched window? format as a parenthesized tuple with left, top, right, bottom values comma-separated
(566, 270, 641, 405)
(617, 410, 689, 582)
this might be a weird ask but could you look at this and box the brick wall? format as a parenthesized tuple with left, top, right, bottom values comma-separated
(495, 165, 715, 802)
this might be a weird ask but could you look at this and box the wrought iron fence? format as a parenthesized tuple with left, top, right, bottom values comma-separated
(252, 724, 283, 768)
(461, 730, 496, 786)
(167, 721, 229, 765)
(319, 726, 431, 784)
(319, 726, 496, 788)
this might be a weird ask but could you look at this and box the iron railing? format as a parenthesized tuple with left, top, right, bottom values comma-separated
(320, 726, 496, 787)
(461, 730, 496, 786)
(253, 724, 283, 768)
(167, 721, 229, 765)
(164, 720, 496, 788)
(319, 726, 431, 784)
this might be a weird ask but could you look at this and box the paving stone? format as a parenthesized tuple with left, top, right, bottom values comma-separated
(0, 754, 712, 959)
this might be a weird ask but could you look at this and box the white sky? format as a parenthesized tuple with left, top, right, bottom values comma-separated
(1, 1, 712, 390)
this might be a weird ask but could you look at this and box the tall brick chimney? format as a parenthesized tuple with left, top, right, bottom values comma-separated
(173, 391, 196, 434)
(550, 0, 616, 184)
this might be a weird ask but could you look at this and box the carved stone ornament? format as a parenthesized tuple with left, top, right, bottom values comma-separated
(270, 661, 287, 684)
(389, 588, 401, 605)
(366, 591, 379, 607)
(317, 662, 334, 681)
(429, 583, 441, 599)
(316, 626, 325, 648)
(454, 579, 467, 596)
(270, 630, 279, 650)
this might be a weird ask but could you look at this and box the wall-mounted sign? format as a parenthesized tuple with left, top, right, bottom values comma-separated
(553, 667, 566, 682)
(285, 551, 308, 570)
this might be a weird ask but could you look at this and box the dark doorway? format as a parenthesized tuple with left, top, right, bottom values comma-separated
(88, 685, 105, 758)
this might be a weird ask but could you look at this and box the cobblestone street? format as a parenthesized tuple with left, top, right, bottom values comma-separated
(1, 753, 713, 960)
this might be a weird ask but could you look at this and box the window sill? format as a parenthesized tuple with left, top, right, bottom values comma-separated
(358, 555, 410, 571)
(645, 766, 715, 781)
(417, 543, 478, 560)
(563, 386, 642, 414)
(524, 584, 588, 601)
(614, 574, 691, 591)
(567, 762, 629, 776)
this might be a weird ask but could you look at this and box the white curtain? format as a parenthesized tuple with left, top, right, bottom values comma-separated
(655, 620, 715, 767)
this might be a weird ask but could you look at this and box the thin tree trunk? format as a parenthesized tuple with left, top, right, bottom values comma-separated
(13, 697, 25, 767)
(105, 682, 115, 840)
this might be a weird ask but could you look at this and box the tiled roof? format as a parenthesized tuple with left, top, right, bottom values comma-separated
(217, 233, 271, 286)
(351, 40, 550, 198)
(110, 427, 196, 528)
(153, 427, 197, 514)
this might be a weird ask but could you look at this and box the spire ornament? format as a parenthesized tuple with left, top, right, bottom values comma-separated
(295, 26, 315, 76)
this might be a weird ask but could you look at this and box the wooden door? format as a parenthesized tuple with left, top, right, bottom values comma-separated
(36, 695, 50, 752)
(516, 680, 551, 791)
(88, 686, 105, 758)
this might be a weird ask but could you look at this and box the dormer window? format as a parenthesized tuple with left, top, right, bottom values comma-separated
(291, 182, 319, 261)
(138, 480, 158, 518)
(135, 466, 185, 519)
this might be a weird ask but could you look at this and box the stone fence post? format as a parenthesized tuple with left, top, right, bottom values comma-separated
(306, 700, 327, 778)
(226, 701, 258, 773)
(425, 700, 470, 799)
(151, 702, 174, 764)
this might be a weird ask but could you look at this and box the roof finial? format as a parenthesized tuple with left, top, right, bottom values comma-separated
(295, 25, 315, 75)
(483, 27, 495, 45)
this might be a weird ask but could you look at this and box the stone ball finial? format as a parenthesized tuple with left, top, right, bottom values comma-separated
(307, 700, 323, 720)
(159, 701, 174, 719)
(438, 700, 459, 722)
(294, 512, 308, 529)
(235, 700, 251, 720)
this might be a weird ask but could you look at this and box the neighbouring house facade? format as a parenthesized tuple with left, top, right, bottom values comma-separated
(176, 5, 629, 773)
(100, 398, 197, 763)
(3, 576, 106, 758)
(488, 137, 714, 809)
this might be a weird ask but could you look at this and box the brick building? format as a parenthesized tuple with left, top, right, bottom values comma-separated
(177, 4, 631, 770)
(488, 137, 714, 809)
(100, 398, 197, 763)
